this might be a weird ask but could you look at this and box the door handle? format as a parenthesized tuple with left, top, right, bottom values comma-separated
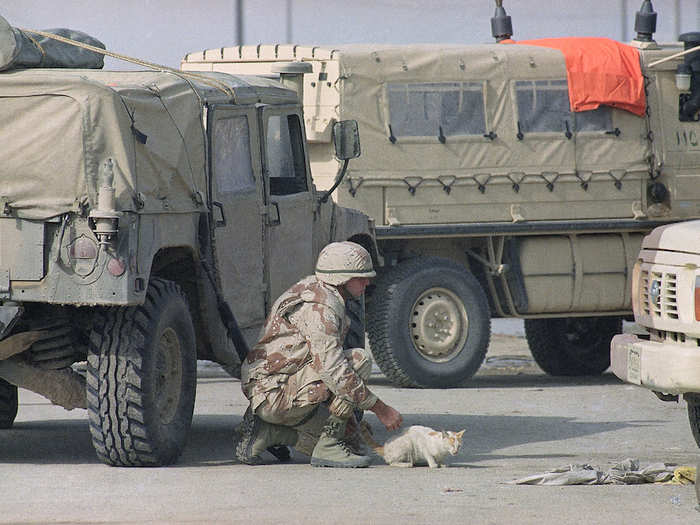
(212, 201, 226, 227)
(268, 201, 281, 226)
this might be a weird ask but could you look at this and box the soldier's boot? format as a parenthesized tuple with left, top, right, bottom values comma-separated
(310, 414, 372, 468)
(292, 405, 329, 457)
(234, 407, 298, 465)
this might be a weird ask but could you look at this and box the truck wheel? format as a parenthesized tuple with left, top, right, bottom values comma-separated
(87, 278, 196, 466)
(367, 257, 490, 388)
(686, 395, 700, 449)
(524, 316, 621, 376)
(0, 378, 18, 429)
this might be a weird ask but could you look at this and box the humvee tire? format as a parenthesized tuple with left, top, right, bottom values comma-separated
(0, 378, 18, 429)
(87, 278, 196, 466)
(524, 317, 622, 376)
(367, 256, 490, 388)
(686, 394, 700, 449)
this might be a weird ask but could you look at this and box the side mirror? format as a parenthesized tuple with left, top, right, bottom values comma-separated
(333, 120, 361, 160)
(318, 120, 361, 204)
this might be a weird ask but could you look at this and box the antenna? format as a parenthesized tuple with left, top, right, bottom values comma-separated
(491, 0, 513, 42)
(634, 0, 657, 42)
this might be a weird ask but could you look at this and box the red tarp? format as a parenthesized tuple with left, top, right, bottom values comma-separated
(502, 37, 646, 116)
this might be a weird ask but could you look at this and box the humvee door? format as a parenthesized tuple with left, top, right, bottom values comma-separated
(260, 106, 315, 301)
(209, 105, 267, 329)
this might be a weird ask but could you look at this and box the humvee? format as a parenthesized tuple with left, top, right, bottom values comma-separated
(610, 220, 700, 449)
(0, 19, 376, 466)
(182, 1, 700, 388)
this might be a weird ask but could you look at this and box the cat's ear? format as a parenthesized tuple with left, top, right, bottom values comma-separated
(441, 431, 448, 439)
(456, 430, 465, 439)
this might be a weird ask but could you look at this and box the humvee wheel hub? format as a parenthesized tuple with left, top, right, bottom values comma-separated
(410, 287, 468, 362)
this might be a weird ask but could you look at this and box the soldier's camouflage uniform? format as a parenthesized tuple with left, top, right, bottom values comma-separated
(241, 275, 377, 427)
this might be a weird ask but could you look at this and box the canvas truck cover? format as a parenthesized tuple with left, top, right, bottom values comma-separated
(203, 42, 646, 175)
(328, 43, 648, 178)
(0, 70, 259, 221)
(184, 43, 651, 225)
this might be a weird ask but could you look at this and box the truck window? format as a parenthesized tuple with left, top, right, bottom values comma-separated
(266, 114, 308, 195)
(575, 106, 613, 132)
(516, 80, 612, 134)
(213, 115, 255, 194)
(515, 80, 571, 134)
(387, 82, 486, 138)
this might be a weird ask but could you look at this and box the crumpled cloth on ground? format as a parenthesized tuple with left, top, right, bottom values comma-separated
(509, 458, 696, 486)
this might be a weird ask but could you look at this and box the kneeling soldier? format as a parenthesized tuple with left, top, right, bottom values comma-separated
(234, 241, 402, 467)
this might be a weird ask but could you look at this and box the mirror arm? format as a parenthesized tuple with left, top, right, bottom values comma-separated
(319, 159, 350, 204)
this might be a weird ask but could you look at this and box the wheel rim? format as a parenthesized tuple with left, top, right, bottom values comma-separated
(155, 327, 183, 425)
(410, 287, 469, 362)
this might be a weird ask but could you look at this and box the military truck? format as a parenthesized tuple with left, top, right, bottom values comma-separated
(610, 220, 700, 448)
(181, 1, 700, 388)
(0, 19, 376, 466)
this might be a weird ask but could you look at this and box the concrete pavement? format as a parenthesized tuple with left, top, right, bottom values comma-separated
(1, 332, 698, 524)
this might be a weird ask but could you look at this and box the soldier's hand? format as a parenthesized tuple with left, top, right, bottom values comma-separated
(370, 399, 403, 431)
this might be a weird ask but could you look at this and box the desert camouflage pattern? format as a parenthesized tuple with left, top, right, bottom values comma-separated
(242, 275, 377, 426)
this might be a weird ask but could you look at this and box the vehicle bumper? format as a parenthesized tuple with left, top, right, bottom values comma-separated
(610, 333, 700, 394)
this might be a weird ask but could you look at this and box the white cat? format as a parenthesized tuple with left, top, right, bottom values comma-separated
(359, 421, 465, 468)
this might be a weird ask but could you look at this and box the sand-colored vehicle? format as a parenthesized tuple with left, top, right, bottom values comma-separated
(0, 18, 374, 466)
(182, 1, 700, 388)
(611, 219, 700, 448)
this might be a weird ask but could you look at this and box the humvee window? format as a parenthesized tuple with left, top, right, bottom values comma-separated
(213, 115, 255, 194)
(516, 80, 613, 134)
(266, 114, 308, 195)
(387, 82, 486, 138)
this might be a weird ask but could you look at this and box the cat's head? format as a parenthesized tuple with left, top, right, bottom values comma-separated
(442, 429, 465, 455)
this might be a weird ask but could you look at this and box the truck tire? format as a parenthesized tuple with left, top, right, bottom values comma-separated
(686, 395, 700, 449)
(87, 278, 196, 467)
(0, 378, 18, 429)
(367, 257, 490, 388)
(524, 316, 621, 376)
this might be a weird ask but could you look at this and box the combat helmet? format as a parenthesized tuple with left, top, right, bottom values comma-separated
(315, 241, 376, 286)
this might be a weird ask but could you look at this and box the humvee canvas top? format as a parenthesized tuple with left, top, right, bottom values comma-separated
(0, 69, 294, 220)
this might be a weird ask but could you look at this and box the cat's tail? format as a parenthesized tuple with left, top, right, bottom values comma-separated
(358, 420, 384, 457)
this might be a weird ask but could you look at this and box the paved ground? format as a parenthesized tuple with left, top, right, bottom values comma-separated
(1, 328, 699, 524)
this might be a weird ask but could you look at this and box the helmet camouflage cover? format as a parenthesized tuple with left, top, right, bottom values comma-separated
(315, 241, 375, 286)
